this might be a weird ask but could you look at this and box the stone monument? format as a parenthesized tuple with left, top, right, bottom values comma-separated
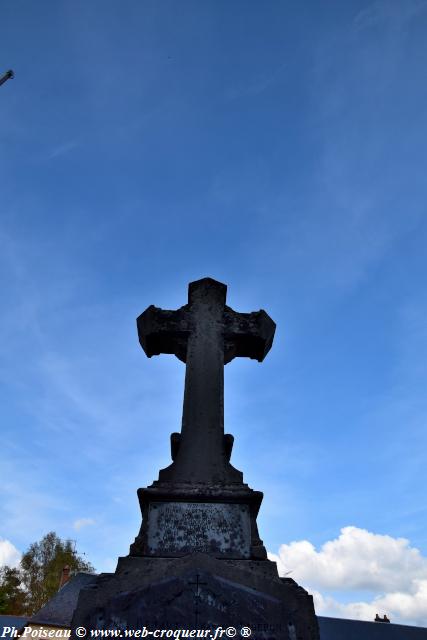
(71, 278, 319, 640)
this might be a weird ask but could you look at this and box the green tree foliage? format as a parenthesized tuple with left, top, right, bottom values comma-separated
(0, 566, 27, 615)
(21, 532, 94, 614)
(0, 532, 94, 616)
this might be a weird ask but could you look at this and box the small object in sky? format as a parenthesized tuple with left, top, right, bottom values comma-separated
(0, 69, 14, 87)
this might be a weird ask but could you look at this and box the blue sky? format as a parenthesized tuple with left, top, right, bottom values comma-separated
(1, 0, 427, 626)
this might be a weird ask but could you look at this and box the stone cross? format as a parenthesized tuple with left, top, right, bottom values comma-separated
(137, 277, 276, 485)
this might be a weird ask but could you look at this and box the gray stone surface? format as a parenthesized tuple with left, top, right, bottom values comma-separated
(72, 554, 319, 640)
(146, 502, 251, 557)
(130, 480, 267, 560)
(87, 571, 289, 636)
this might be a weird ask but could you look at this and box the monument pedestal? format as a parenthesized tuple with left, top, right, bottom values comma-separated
(72, 552, 318, 639)
(130, 481, 267, 560)
(72, 475, 319, 639)
(71, 279, 319, 640)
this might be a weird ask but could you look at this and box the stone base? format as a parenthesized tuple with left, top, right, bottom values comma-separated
(71, 554, 319, 640)
(130, 482, 268, 560)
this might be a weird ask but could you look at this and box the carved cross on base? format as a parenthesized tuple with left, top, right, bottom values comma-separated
(137, 277, 276, 485)
(188, 573, 207, 628)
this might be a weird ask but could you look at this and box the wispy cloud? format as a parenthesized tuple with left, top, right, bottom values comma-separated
(0, 458, 67, 545)
(47, 140, 78, 160)
(73, 518, 95, 531)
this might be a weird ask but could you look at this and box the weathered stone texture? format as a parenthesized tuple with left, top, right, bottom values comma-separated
(146, 502, 251, 557)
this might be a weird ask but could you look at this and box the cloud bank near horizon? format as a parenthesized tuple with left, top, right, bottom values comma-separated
(269, 526, 427, 627)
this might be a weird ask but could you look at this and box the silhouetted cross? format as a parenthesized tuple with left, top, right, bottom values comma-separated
(137, 278, 275, 484)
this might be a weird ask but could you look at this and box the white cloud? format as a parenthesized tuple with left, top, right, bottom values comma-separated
(310, 582, 427, 628)
(270, 526, 427, 591)
(0, 539, 21, 568)
(311, 589, 378, 621)
(269, 526, 427, 626)
(73, 518, 95, 531)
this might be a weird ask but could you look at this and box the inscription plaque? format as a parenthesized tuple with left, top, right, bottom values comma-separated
(146, 502, 251, 557)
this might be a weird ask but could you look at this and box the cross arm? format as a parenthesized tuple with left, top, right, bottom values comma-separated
(223, 306, 276, 364)
(137, 305, 191, 363)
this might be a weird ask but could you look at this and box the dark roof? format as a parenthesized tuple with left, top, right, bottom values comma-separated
(318, 616, 427, 639)
(30, 573, 98, 627)
(0, 615, 28, 632)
